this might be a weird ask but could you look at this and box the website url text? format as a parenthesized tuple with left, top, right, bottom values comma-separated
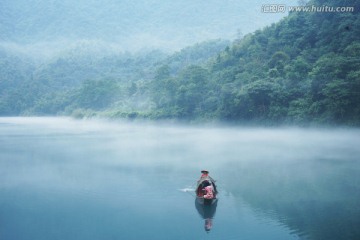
(261, 4, 355, 13)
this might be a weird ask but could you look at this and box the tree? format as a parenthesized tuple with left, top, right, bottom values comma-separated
(75, 79, 120, 110)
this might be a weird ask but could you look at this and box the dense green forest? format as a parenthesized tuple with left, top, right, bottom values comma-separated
(148, 0, 360, 125)
(1, 0, 359, 126)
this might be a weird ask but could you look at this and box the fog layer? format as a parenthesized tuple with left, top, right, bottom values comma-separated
(1, 118, 359, 239)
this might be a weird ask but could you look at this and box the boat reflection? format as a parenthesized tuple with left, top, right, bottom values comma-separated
(195, 198, 218, 232)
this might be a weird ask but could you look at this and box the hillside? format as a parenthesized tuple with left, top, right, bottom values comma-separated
(0, 39, 229, 115)
(149, 0, 360, 125)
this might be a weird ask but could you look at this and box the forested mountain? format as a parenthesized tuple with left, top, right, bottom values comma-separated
(0, 0, 359, 126)
(149, 0, 360, 125)
(0, 39, 229, 116)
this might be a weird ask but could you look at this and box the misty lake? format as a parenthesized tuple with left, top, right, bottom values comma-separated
(0, 117, 359, 240)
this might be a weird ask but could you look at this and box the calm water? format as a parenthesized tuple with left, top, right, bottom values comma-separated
(0, 117, 359, 240)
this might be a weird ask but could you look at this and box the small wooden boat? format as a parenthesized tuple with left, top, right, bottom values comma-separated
(196, 175, 218, 205)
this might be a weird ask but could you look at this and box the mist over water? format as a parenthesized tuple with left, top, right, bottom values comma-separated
(0, 117, 359, 240)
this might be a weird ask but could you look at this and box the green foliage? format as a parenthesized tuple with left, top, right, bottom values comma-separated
(1, 0, 359, 126)
(74, 79, 120, 110)
(147, 0, 360, 125)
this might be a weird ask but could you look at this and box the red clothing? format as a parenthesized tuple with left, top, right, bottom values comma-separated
(204, 185, 214, 199)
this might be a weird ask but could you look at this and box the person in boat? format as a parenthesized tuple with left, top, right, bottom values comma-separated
(199, 170, 215, 181)
(200, 170, 209, 178)
(203, 185, 214, 199)
(197, 170, 218, 198)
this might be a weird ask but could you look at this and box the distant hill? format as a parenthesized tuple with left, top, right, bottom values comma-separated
(0, 39, 229, 115)
(0, 0, 296, 56)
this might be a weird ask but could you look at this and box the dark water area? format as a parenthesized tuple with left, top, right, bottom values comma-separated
(0, 117, 359, 240)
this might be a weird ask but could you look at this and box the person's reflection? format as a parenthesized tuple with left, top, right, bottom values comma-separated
(195, 198, 218, 232)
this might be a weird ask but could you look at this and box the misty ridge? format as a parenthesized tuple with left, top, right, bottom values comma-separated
(0, 0, 291, 56)
(0, 0, 359, 126)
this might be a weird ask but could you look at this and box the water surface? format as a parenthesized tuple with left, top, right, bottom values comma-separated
(0, 117, 359, 240)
